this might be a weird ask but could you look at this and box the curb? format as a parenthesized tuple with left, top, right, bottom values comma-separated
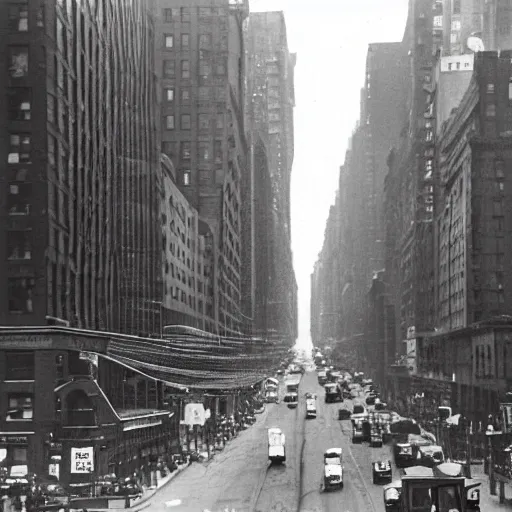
(85, 465, 190, 512)
(129, 465, 189, 512)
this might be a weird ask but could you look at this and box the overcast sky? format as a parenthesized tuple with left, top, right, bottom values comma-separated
(249, 0, 409, 348)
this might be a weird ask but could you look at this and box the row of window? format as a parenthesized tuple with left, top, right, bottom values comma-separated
(164, 85, 226, 103)
(163, 59, 226, 79)
(162, 140, 224, 164)
(163, 6, 228, 22)
(163, 33, 218, 50)
(164, 113, 225, 131)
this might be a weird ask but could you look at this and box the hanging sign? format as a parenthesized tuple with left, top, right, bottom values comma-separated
(183, 404, 211, 426)
(70, 446, 94, 474)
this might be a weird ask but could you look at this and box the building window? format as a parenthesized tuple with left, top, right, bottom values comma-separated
(7, 230, 31, 260)
(181, 142, 191, 160)
(198, 142, 210, 161)
(8, 183, 31, 215)
(216, 113, 224, 129)
(181, 7, 190, 22)
(9, 3, 29, 32)
(199, 34, 212, 49)
(164, 88, 174, 101)
(5, 352, 34, 380)
(6, 394, 33, 421)
(181, 114, 191, 130)
(9, 46, 29, 78)
(198, 114, 210, 130)
(181, 60, 190, 79)
(163, 60, 175, 79)
(215, 86, 225, 101)
(198, 86, 210, 101)
(199, 61, 211, 77)
(215, 62, 226, 75)
(495, 160, 505, 178)
(164, 35, 174, 48)
(165, 115, 175, 130)
(163, 8, 178, 22)
(214, 141, 223, 164)
(487, 83, 495, 94)
(181, 88, 190, 104)
(8, 134, 31, 164)
(183, 170, 191, 186)
(7, 88, 31, 121)
(486, 104, 496, 117)
(181, 34, 190, 47)
(8, 278, 35, 313)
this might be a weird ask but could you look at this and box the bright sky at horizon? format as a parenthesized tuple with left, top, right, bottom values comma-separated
(249, 0, 409, 349)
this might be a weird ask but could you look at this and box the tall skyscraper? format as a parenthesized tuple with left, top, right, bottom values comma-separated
(154, 1, 249, 335)
(245, 12, 298, 344)
(0, 0, 162, 336)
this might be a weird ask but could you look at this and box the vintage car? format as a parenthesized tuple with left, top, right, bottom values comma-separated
(383, 480, 401, 511)
(372, 460, 392, 484)
(393, 440, 415, 468)
(324, 383, 342, 403)
(352, 417, 370, 444)
(264, 390, 279, 404)
(370, 427, 384, 448)
(268, 427, 286, 464)
(306, 396, 317, 419)
(338, 408, 352, 420)
(323, 448, 343, 491)
(283, 392, 298, 409)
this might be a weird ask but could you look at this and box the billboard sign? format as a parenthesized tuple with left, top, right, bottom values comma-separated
(71, 446, 94, 474)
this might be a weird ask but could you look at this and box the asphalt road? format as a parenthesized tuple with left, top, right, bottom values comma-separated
(145, 370, 400, 512)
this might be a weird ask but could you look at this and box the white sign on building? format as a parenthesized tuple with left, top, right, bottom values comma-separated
(71, 446, 94, 474)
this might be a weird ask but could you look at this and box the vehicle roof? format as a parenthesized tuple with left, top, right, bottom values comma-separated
(325, 447, 342, 456)
(324, 464, 342, 476)
(268, 427, 282, 434)
(403, 466, 433, 477)
(266, 377, 279, 384)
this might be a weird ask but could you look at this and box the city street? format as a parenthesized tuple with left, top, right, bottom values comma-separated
(146, 375, 304, 512)
(139, 371, 502, 512)
(142, 371, 396, 512)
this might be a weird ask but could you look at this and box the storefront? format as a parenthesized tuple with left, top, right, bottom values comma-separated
(0, 434, 33, 479)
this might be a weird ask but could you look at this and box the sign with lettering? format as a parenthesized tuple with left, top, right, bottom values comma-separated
(0, 436, 28, 444)
(0, 336, 53, 349)
(71, 446, 94, 474)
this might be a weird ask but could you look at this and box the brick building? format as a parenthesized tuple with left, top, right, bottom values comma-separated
(154, 0, 249, 335)
(0, 0, 162, 336)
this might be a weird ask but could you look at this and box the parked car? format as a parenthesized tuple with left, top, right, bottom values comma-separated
(372, 460, 392, 484)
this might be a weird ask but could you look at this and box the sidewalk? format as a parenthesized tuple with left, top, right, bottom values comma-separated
(470, 463, 512, 510)
(71, 463, 191, 512)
